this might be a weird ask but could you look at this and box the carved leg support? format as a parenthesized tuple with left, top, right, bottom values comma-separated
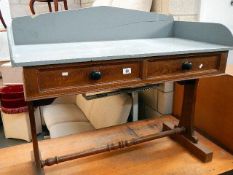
(63, 0, 68, 10)
(0, 10, 7, 28)
(54, 0, 59, 12)
(178, 79, 199, 143)
(163, 79, 213, 162)
(29, 0, 36, 15)
(28, 102, 44, 175)
(48, 1, 52, 12)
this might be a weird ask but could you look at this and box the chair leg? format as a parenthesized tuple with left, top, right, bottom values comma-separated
(63, 0, 68, 10)
(29, 0, 36, 15)
(53, 0, 59, 12)
(0, 10, 7, 29)
(48, 1, 52, 12)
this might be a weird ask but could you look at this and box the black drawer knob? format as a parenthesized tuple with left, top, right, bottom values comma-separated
(182, 62, 192, 71)
(90, 71, 102, 80)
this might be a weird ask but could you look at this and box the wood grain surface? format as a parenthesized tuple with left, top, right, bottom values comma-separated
(23, 52, 227, 101)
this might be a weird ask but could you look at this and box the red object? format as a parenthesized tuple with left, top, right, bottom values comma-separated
(0, 85, 24, 99)
(0, 85, 27, 114)
(1, 106, 28, 114)
(1, 98, 27, 108)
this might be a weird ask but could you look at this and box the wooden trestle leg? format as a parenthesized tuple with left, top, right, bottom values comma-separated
(28, 79, 212, 172)
(28, 102, 45, 175)
(163, 79, 213, 162)
(177, 79, 199, 143)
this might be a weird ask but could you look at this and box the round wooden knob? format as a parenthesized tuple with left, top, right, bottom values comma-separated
(182, 62, 192, 71)
(90, 71, 102, 80)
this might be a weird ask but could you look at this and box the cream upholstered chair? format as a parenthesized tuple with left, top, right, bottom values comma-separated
(0, 44, 41, 142)
(41, 94, 132, 138)
(76, 94, 132, 129)
(1, 108, 42, 142)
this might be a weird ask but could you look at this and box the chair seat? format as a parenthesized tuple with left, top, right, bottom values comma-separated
(49, 122, 94, 138)
(76, 94, 132, 129)
(41, 104, 88, 129)
(29, 0, 68, 15)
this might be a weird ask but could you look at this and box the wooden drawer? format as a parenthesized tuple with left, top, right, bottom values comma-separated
(37, 61, 141, 91)
(147, 54, 222, 80)
(23, 52, 227, 100)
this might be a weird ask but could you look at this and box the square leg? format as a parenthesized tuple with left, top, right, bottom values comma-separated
(28, 102, 45, 175)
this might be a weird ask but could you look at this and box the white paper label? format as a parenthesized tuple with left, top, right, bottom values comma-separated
(62, 72, 69, 76)
(123, 68, 131, 75)
(199, 64, 204, 69)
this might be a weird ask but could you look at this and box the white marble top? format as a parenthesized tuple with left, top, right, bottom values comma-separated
(10, 38, 232, 67)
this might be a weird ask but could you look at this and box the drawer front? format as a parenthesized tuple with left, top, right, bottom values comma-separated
(23, 52, 227, 101)
(37, 61, 141, 91)
(147, 55, 220, 79)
